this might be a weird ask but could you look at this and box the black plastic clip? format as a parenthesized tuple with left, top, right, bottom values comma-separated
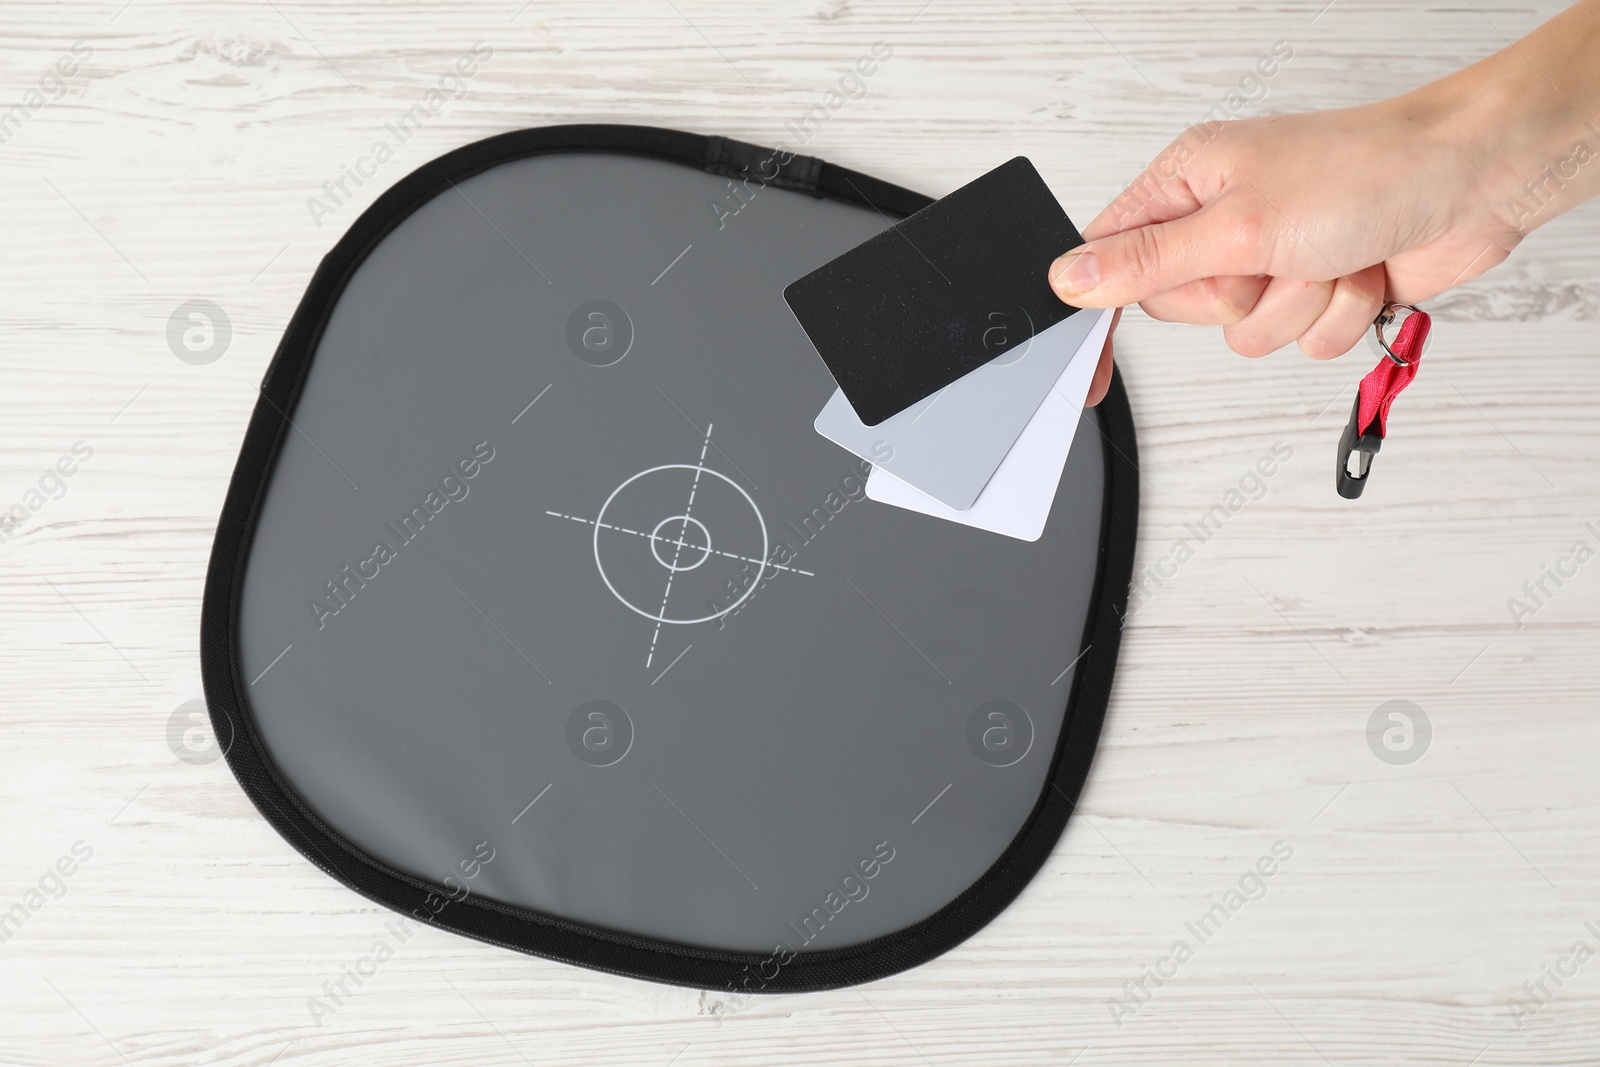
(1335, 396, 1382, 499)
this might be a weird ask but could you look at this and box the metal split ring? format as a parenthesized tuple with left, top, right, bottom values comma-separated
(1374, 302, 1422, 367)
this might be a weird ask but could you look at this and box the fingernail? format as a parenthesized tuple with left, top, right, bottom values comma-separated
(1050, 250, 1099, 295)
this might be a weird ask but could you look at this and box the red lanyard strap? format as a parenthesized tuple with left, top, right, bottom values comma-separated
(1336, 303, 1431, 499)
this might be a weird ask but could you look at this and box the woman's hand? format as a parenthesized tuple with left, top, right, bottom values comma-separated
(1059, 0, 1600, 406)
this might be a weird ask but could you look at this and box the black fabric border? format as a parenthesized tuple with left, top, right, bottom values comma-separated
(200, 123, 1139, 993)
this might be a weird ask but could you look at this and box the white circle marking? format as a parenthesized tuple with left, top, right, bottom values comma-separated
(592, 464, 768, 625)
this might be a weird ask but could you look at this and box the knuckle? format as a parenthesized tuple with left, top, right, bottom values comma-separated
(1136, 296, 1180, 323)
(1223, 204, 1270, 261)
(1299, 331, 1352, 361)
(1353, 263, 1388, 296)
(1121, 224, 1166, 284)
(1297, 334, 1336, 361)
(1201, 276, 1261, 325)
(1224, 326, 1271, 360)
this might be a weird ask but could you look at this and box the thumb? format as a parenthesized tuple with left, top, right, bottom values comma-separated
(1049, 203, 1261, 308)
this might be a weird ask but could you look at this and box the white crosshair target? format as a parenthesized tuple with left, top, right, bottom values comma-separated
(591, 462, 767, 626)
(545, 427, 815, 666)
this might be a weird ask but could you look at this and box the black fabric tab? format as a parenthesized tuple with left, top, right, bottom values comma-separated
(703, 134, 823, 195)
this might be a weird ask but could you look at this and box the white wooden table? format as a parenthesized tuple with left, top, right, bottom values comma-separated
(3, 1, 1597, 1064)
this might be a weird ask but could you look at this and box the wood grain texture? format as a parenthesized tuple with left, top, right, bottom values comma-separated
(1, 1, 1597, 1064)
